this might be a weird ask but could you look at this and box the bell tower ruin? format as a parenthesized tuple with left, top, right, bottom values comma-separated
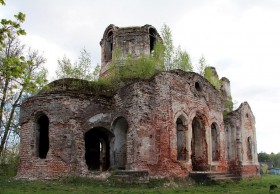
(99, 24, 161, 77)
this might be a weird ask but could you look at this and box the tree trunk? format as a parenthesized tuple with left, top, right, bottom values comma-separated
(0, 88, 23, 157)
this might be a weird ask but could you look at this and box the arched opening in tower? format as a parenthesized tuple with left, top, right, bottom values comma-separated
(105, 31, 113, 62)
(36, 114, 49, 159)
(84, 127, 110, 171)
(149, 28, 157, 53)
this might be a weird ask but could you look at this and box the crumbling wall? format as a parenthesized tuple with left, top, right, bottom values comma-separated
(17, 80, 114, 179)
(18, 70, 257, 179)
(99, 24, 161, 77)
(224, 102, 259, 176)
(111, 70, 226, 177)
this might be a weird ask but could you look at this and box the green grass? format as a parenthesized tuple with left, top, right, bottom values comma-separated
(0, 175, 279, 194)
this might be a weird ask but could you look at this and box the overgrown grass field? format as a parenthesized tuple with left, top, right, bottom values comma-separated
(0, 174, 279, 194)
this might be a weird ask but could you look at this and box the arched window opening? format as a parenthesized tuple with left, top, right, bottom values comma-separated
(177, 118, 186, 160)
(149, 28, 157, 53)
(36, 114, 49, 159)
(84, 127, 110, 171)
(247, 136, 253, 161)
(112, 117, 128, 169)
(191, 116, 208, 171)
(225, 128, 230, 161)
(211, 123, 219, 161)
(105, 31, 113, 62)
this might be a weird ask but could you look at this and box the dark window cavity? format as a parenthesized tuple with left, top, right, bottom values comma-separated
(149, 28, 157, 53)
(105, 31, 113, 62)
(36, 115, 49, 159)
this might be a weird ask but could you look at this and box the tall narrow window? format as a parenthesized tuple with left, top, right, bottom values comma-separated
(211, 123, 219, 161)
(177, 118, 186, 160)
(105, 31, 113, 62)
(36, 115, 49, 159)
(247, 136, 253, 161)
(149, 28, 157, 53)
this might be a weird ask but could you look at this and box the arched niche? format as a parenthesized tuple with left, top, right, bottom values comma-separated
(211, 122, 219, 161)
(191, 116, 208, 171)
(111, 117, 128, 169)
(176, 116, 187, 160)
(247, 136, 253, 161)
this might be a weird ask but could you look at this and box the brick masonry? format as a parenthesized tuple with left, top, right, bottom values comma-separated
(17, 70, 259, 179)
(17, 25, 259, 179)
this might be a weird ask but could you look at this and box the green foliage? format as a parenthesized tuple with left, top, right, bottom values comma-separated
(258, 152, 271, 163)
(204, 66, 221, 90)
(55, 48, 100, 81)
(0, 4, 48, 157)
(0, 12, 26, 50)
(106, 24, 192, 83)
(161, 24, 173, 70)
(109, 45, 165, 81)
(0, 146, 19, 177)
(223, 98, 234, 117)
(258, 152, 280, 168)
(197, 55, 207, 76)
(161, 24, 193, 71)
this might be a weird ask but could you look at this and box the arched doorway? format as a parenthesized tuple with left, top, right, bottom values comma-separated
(112, 117, 128, 169)
(84, 127, 110, 171)
(191, 116, 208, 171)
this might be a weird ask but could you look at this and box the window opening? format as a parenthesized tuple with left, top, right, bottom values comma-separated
(177, 118, 186, 160)
(36, 115, 49, 159)
(105, 31, 113, 62)
(149, 28, 157, 53)
(211, 123, 219, 161)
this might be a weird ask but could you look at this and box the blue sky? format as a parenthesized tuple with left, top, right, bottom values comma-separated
(1, 0, 280, 153)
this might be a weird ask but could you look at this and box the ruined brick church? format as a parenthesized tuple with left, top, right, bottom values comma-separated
(17, 24, 259, 179)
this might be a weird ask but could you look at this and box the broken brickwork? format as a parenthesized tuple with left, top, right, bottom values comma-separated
(17, 24, 259, 179)
(99, 24, 161, 77)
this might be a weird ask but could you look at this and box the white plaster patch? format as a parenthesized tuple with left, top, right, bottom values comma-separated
(89, 113, 110, 124)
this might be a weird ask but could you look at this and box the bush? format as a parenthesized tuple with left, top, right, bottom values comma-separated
(0, 149, 19, 177)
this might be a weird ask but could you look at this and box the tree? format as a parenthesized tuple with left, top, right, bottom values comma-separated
(258, 152, 280, 168)
(258, 152, 270, 163)
(0, 5, 48, 157)
(197, 55, 207, 76)
(55, 48, 100, 81)
(161, 24, 192, 72)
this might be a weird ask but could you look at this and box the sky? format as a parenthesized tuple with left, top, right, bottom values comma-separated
(1, 0, 280, 153)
